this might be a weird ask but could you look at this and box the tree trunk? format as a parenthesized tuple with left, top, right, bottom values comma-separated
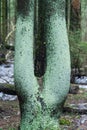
(15, 0, 70, 130)
(66, 0, 71, 32)
(0, 0, 7, 42)
(81, 0, 87, 41)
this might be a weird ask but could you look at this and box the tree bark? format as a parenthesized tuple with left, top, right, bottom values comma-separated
(15, 0, 70, 130)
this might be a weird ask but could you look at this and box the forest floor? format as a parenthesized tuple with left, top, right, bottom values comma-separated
(0, 87, 87, 130)
(60, 87, 87, 130)
(0, 99, 20, 130)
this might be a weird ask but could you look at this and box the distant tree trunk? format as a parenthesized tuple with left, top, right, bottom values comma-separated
(0, 1, 1, 36)
(1, 0, 7, 42)
(81, 0, 87, 42)
(15, 0, 70, 130)
(70, 0, 81, 31)
(66, 0, 71, 32)
(69, 0, 81, 73)
(7, 0, 17, 44)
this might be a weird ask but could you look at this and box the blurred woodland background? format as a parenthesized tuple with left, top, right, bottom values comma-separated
(0, 0, 87, 81)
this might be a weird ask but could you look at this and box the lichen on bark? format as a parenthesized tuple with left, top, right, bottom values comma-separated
(15, 0, 70, 130)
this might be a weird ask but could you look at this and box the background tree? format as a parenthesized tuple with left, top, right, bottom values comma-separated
(66, 0, 86, 75)
(66, 0, 71, 32)
(0, 0, 16, 63)
(15, 0, 70, 129)
(81, 0, 87, 42)
(0, 0, 7, 42)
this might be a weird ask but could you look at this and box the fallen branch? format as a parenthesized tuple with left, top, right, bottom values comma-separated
(63, 106, 87, 114)
(5, 21, 16, 43)
(0, 83, 16, 95)
(0, 82, 79, 95)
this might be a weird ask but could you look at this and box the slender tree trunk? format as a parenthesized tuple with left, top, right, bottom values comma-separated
(66, 0, 71, 32)
(0, 1, 1, 36)
(1, 0, 7, 42)
(81, 0, 87, 41)
(15, 0, 70, 130)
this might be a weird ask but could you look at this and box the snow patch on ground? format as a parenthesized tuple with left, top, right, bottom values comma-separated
(75, 76, 87, 84)
(0, 63, 17, 101)
(75, 76, 87, 89)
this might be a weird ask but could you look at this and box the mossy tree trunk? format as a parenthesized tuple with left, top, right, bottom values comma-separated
(15, 0, 70, 130)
